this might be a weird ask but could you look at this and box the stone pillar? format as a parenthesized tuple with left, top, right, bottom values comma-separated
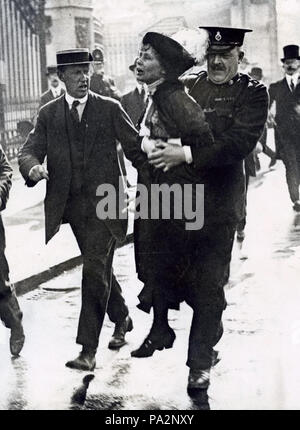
(45, 0, 94, 66)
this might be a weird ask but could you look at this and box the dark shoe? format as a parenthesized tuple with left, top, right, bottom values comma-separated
(268, 157, 277, 168)
(187, 368, 211, 391)
(66, 350, 96, 371)
(10, 324, 25, 356)
(131, 327, 175, 358)
(108, 316, 133, 350)
(293, 200, 300, 212)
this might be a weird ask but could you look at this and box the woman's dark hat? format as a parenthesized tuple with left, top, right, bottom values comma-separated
(142, 32, 196, 76)
(56, 49, 93, 66)
(199, 26, 252, 54)
(129, 58, 138, 71)
(281, 45, 300, 62)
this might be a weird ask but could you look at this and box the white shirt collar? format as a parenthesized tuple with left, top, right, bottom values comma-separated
(50, 86, 62, 98)
(286, 72, 299, 85)
(65, 92, 88, 108)
(136, 83, 145, 94)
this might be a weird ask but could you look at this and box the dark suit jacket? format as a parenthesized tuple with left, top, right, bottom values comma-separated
(18, 91, 146, 244)
(269, 77, 300, 148)
(39, 88, 65, 109)
(121, 88, 146, 128)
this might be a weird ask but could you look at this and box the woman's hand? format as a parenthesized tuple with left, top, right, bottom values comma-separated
(148, 141, 186, 172)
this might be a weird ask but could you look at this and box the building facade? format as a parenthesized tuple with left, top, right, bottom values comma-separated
(0, 0, 45, 159)
(45, 0, 94, 66)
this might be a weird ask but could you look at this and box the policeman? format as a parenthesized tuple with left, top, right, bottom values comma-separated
(178, 26, 268, 390)
(90, 49, 121, 100)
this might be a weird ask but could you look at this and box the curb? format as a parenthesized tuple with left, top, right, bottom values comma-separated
(15, 233, 134, 297)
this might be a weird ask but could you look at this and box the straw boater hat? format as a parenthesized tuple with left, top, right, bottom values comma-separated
(56, 48, 93, 67)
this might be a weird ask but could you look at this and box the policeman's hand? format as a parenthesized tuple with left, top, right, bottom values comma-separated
(148, 141, 186, 172)
(28, 165, 49, 182)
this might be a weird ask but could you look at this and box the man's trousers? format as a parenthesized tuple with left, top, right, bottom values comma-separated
(63, 197, 129, 350)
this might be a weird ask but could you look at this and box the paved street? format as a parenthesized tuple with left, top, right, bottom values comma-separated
(1, 147, 300, 410)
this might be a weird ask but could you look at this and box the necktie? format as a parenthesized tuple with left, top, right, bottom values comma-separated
(140, 87, 145, 102)
(70, 100, 80, 123)
(290, 80, 295, 92)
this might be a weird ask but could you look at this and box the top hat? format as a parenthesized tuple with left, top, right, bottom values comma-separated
(199, 26, 252, 54)
(142, 32, 195, 77)
(92, 48, 104, 63)
(281, 45, 300, 62)
(56, 49, 93, 67)
(46, 65, 57, 75)
(249, 67, 263, 80)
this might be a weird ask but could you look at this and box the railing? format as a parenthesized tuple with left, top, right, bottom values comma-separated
(0, 0, 44, 159)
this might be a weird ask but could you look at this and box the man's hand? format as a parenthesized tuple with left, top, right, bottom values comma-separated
(28, 165, 49, 182)
(148, 141, 186, 172)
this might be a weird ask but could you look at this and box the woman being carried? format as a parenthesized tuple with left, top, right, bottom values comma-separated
(132, 31, 216, 391)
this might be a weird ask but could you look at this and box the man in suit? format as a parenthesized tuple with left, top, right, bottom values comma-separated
(18, 49, 146, 371)
(39, 65, 65, 109)
(151, 27, 268, 391)
(121, 58, 147, 128)
(0, 147, 25, 356)
(269, 45, 300, 211)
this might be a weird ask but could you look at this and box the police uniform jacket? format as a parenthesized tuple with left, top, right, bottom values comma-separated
(184, 72, 269, 225)
(18, 91, 146, 244)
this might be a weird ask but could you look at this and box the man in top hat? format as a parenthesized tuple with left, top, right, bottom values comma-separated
(150, 26, 268, 390)
(18, 48, 147, 371)
(90, 48, 121, 100)
(269, 45, 300, 211)
(39, 65, 65, 109)
(121, 58, 147, 128)
(236, 66, 277, 251)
